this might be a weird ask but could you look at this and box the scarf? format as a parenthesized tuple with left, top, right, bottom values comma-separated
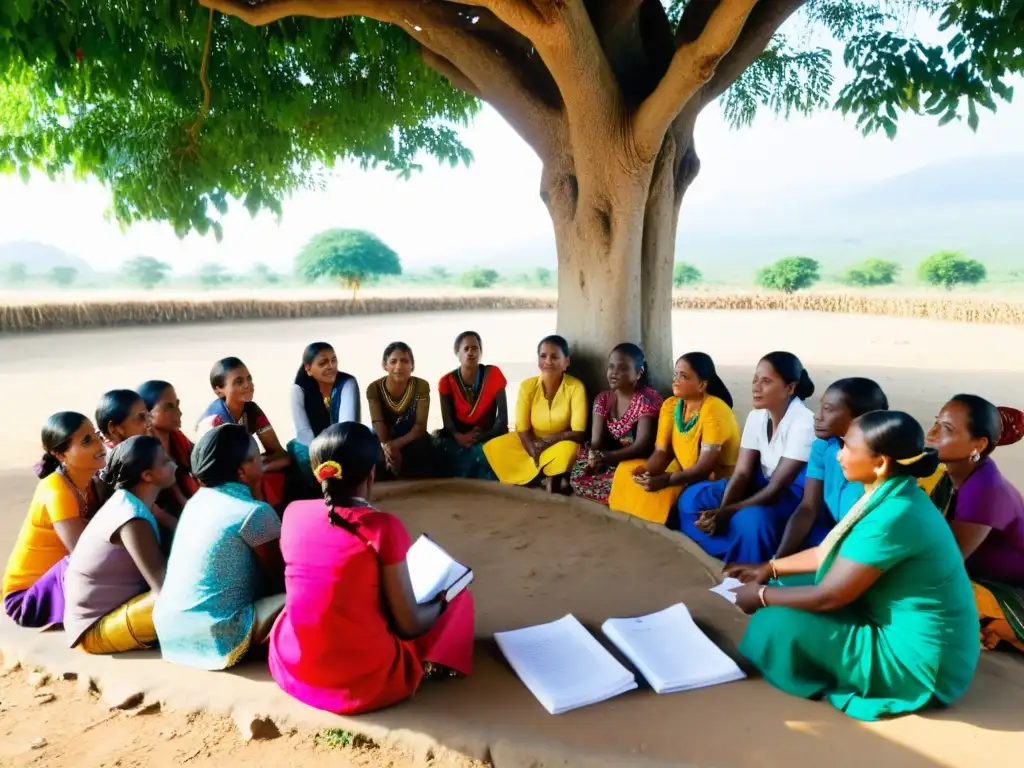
(296, 367, 354, 438)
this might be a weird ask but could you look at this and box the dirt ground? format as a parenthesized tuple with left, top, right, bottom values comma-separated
(1, 309, 1023, 767)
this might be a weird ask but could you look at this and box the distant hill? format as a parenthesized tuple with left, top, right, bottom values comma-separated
(0, 241, 95, 275)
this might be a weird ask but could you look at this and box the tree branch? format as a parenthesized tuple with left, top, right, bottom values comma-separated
(701, 0, 808, 104)
(419, 48, 482, 98)
(631, 0, 758, 160)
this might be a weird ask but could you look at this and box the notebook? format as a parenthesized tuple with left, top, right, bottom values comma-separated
(709, 577, 744, 604)
(494, 615, 637, 714)
(601, 603, 746, 694)
(406, 534, 473, 604)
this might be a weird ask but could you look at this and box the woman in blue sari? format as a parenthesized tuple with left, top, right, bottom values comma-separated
(287, 342, 360, 490)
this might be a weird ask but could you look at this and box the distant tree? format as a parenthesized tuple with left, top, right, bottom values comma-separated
(460, 267, 501, 290)
(842, 258, 901, 287)
(673, 262, 702, 288)
(250, 263, 280, 285)
(2, 261, 28, 285)
(295, 229, 401, 299)
(426, 266, 451, 283)
(918, 251, 987, 290)
(534, 267, 553, 287)
(47, 266, 78, 287)
(197, 263, 232, 288)
(756, 257, 820, 293)
(121, 256, 172, 290)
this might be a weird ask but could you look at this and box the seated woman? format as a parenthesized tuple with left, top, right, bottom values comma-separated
(269, 422, 475, 715)
(196, 357, 292, 510)
(678, 351, 816, 563)
(64, 436, 175, 654)
(774, 378, 890, 558)
(95, 389, 153, 448)
(287, 342, 360, 491)
(3, 412, 107, 627)
(926, 396, 1024, 653)
(154, 424, 286, 670)
(367, 342, 434, 480)
(608, 352, 738, 525)
(483, 335, 588, 493)
(434, 331, 508, 480)
(727, 411, 978, 721)
(570, 343, 662, 505)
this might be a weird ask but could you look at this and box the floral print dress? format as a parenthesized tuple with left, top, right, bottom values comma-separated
(569, 387, 663, 505)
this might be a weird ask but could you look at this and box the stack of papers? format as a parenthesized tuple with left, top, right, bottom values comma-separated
(406, 535, 473, 604)
(494, 615, 637, 714)
(602, 603, 746, 694)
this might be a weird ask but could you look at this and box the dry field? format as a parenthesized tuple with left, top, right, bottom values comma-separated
(1, 287, 1023, 333)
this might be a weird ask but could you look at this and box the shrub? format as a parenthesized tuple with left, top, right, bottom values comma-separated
(121, 256, 172, 290)
(842, 258, 900, 287)
(918, 251, 987, 290)
(198, 263, 232, 288)
(460, 267, 500, 289)
(756, 257, 820, 293)
(2, 261, 28, 285)
(673, 262, 702, 287)
(47, 266, 78, 287)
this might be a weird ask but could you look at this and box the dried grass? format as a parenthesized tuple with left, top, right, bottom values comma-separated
(0, 292, 1021, 334)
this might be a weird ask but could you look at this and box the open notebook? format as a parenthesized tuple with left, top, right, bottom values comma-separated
(494, 615, 637, 715)
(602, 603, 745, 694)
(406, 535, 473, 605)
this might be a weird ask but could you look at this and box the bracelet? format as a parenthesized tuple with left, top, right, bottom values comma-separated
(758, 585, 768, 607)
(769, 558, 778, 581)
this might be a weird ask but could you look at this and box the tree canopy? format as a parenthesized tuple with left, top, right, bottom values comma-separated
(295, 228, 402, 296)
(121, 256, 173, 289)
(757, 256, 820, 292)
(842, 257, 900, 287)
(1, 1, 1021, 238)
(918, 250, 987, 289)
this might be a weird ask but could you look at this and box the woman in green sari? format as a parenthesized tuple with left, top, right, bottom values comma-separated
(727, 410, 978, 721)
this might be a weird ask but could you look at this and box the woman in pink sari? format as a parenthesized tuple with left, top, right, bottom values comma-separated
(269, 422, 474, 715)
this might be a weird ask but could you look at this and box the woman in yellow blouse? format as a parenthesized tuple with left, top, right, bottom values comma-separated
(483, 335, 588, 492)
(609, 352, 740, 525)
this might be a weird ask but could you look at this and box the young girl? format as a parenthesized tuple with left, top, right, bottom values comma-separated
(95, 390, 152, 447)
(774, 378, 890, 558)
(196, 357, 292, 509)
(138, 380, 201, 510)
(154, 424, 285, 670)
(569, 343, 662, 505)
(269, 422, 474, 715)
(64, 436, 175, 654)
(366, 342, 435, 479)
(3, 412, 107, 627)
(678, 351, 816, 563)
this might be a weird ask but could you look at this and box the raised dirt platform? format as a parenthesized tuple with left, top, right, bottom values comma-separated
(2, 480, 1023, 768)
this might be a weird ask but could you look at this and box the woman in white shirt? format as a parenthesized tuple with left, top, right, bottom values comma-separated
(677, 351, 816, 563)
(286, 342, 360, 490)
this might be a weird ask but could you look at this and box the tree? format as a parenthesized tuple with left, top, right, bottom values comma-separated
(296, 229, 402, 298)
(250, 263, 281, 285)
(534, 267, 554, 287)
(47, 266, 78, 287)
(842, 258, 900, 287)
(2, 262, 28, 286)
(121, 256, 172, 290)
(756, 256, 819, 293)
(198, 262, 233, 288)
(673, 262, 702, 287)
(460, 267, 501, 289)
(3, 2, 1021, 387)
(427, 266, 452, 283)
(918, 251, 987, 290)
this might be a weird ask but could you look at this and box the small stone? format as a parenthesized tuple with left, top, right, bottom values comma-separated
(58, 671, 78, 681)
(128, 701, 161, 717)
(34, 691, 56, 705)
(27, 671, 50, 688)
(103, 689, 144, 711)
(1, 659, 21, 677)
(30, 737, 47, 750)
(233, 711, 280, 742)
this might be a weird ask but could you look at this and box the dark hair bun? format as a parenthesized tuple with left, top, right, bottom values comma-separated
(795, 369, 815, 400)
(34, 453, 60, 479)
(905, 447, 942, 479)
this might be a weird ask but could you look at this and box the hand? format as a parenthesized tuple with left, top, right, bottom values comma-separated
(386, 442, 403, 474)
(722, 562, 772, 585)
(635, 472, 670, 492)
(531, 438, 550, 458)
(586, 449, 606, 475)
(730, 582, 765, 615)
(695, 505, 735, 535)
(454, 431, 475, 449)
(631, 464, 649, 477)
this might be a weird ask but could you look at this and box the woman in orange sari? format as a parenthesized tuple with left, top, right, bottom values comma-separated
(434, 331, 508, 480)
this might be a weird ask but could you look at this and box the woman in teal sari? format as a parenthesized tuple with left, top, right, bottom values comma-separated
(727, 411, 978, 721)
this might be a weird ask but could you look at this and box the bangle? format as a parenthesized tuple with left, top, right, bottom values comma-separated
(758, 585, 768, 607)
(769, 558, 778, 580)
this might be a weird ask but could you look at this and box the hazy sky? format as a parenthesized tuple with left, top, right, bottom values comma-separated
(2, 68, 1022, 274)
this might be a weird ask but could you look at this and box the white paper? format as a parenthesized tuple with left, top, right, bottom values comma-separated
(406, 535, 472, 604)
(602, 603, 745, 694)
(494, 615, 637, 715)
(709, 577, 744, 604)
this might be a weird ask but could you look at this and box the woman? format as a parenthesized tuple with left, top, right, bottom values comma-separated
(138, 380, 201, 512)
(608, 352, 739, 525)
(678, 351, 816, 563)
(95, 389, 152, 447)
(269, 423, 475, 715)
(196, 357, 292, 509)
(154, 424, 286, 670)
(774, 378, 890, 558)
(3, 412, 107, 627)
(64, 436, 175, 654)
(367, 342, 434, 480)
(434, 331, 508, 480)
(569, 344, 662, 505)
(483, 335, 588, 493)
(287, 342, 360, 489)
(728, 411, 978, 721)
(927, 396, 1024, 653)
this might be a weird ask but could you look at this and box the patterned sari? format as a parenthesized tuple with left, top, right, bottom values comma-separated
(434, 365, 507, 480)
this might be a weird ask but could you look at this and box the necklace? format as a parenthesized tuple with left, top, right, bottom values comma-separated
(675, 398, 702, 434)
(456, 366, 483, 406)
(59, 467, 91, 511)
(380, 378, 415, 414)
